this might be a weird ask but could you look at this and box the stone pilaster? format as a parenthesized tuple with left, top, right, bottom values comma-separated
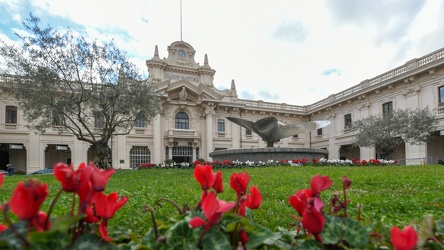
(204, 105, 215, 160)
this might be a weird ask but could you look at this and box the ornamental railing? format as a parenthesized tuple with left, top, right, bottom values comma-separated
(308, 47, 444, 112)
(168, 129, 199, 138)
(237, 99, 306, 112)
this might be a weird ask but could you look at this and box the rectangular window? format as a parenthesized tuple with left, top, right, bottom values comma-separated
(130, 146, 150, 169)
(94, 113, 104, 128)
(439, 86, 444, 105)
(245, 128, 252, 136)
(135, 119, 145, 128)
(5, 106, 17, 124)
(344, 114, 352, 129)
(217, 119, 225, 133)
(382, 101, 393, 115)
(52, 110, 64, 126)
(317, 128, 322, 136)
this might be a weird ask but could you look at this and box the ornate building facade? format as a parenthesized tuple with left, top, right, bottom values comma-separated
(1, 41, 444, 173)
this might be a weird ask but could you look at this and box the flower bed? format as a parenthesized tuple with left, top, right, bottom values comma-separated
(137, 158, 399, 170)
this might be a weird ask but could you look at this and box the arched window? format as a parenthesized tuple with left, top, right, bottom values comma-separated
(175, 112, 189, 129)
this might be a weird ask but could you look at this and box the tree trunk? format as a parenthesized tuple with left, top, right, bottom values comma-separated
(93, 141, 111, 169)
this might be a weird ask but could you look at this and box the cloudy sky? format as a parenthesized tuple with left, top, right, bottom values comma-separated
(1, 0, 444, 105)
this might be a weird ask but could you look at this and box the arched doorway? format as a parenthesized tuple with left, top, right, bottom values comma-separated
(129, 146, 150, 169)
(45, 144, 71, 168)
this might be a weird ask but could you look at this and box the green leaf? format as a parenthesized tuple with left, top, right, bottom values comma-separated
(299, 240, 323, 250)
(109, 226, 140, 244)
(28, 230, 71, 250)
(0, 221, 29, 249)
(140, 228, 160, 249)
(73, 233, 117, 250)
(321, 215, 370, 248)
(321, 216, 341, 244)
(165, 218, 200, 249)
(50, 214, 86, 232)
(423, 242, 444, 250)
(418, 215, 436, 246)
(201, 227, 231, 250)
(222, 213, 253, 233)
(275, 226, 298, 245)
(436, 219, 444, 235)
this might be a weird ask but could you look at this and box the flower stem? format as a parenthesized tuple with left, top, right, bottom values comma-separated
(2, 205, 30, 248)
(143, 205, 158, 239)
(156, 198, 187, 215)
(45, 188, 64, 229)
(342, 184, 347, 217)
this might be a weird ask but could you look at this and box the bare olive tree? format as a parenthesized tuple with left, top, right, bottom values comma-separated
(0, 14, 161, 169)
(350, 107, 437, 159)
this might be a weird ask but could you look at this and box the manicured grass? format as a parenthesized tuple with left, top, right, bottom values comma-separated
(1, 165, 444, 237)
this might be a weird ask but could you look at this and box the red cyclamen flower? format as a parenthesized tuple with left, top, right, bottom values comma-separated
(310, 174, 333, 196)
(0, 174, 4, 188)
(31, 211, 51, 231)
(95, 192, 128, 242)
(88, 162, 115, 191)
(390, 226, 418, 250)
(194, 164, 216, 191)
(189, 191, 235, 229)
(289, 189, 311, 217)
(213, 170, 223, 193)
(301, 206, 325, 238)
(230, 172, 250, 196)
(9, 179, 48, 221)
(341, 176, 352, 189)
(53, 162, 93, 192)
(289, 175, 331, 243)
(246, 186, 262, 209)
(0, 224, 7, 233)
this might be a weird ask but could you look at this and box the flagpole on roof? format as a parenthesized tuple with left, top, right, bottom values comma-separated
(180, 0, 183, 41)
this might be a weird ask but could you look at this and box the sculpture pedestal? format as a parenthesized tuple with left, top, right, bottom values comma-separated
(209, 147, 328, 163)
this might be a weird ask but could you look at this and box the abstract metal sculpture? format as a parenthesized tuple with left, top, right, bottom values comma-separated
(227, 116, 331, 147)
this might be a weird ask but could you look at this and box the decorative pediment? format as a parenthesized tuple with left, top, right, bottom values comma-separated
(164, 80, 223, 103)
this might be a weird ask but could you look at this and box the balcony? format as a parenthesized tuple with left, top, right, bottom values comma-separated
(167, 129, 199, 139)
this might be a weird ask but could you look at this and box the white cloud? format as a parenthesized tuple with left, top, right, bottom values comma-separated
(1, 0, 443, 105)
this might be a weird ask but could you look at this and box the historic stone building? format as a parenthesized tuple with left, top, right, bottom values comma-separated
(1, 40, 444, 173)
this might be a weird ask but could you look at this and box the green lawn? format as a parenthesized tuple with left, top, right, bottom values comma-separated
(1, 165, 443, 237)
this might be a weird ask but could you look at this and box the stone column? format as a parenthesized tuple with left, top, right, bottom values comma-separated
(152, 114, 162, 164)
(405, 143, 427, 165)
(360, 147, 376, 160)
(168, 147, 172, 160)
(114, 135, 127, 169)
(192, 147, 197, 162)
(231, 109, 240, 149)
(72, 139, 88, 168)
(27, 132, 41, 169)
(327, 113, 338, 159)
(204, 106, 215, 161)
